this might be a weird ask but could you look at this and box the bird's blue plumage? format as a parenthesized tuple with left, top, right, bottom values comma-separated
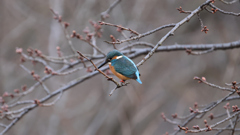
(135, 70, 142, 84)
(111, 56, 142, 84)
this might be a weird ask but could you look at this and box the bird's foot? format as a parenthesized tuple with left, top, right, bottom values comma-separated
(120, 80, 125, 83)
(120, 80, 125, 85)
(120, 80, 129, 86)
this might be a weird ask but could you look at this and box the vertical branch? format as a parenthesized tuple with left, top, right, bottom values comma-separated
(50, 8, 77, 55)
(226, 107, 234, 128)
(91, 36, 97, 56)
(61, 23, 77, 55)
(232, 115, 239, 135)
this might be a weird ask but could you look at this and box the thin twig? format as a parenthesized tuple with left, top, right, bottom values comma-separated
(225, 82, 240, 86)
(8, 100, 35, 109)
(41, 90, 63, 106)
(0, 123, 7, 128)
(99, 21, 139, 36)
(197, 13, 204, 29)
(105, 24, 175, 44)
(81, 39, 106, 56)
(209, 3, 240, 16)
(101, 0, 121, 21)
(199, 92, 235, 113)
(20, 64, 51, 94)
(219, 0, 239, 4)
(20, 52, 61, 70)
(232, 115, 239, 135)
(109, 82, 129, 96)
(42, 54, 77, 60)
(204, 7, 214, 13)
(193, 76, 235, 92)
(226, 108, 234, 128)
(212, 112, 234, 120)
(50, 8, 77, 55)
(120, 42, 154, 50)
(91, 36, 97, 56)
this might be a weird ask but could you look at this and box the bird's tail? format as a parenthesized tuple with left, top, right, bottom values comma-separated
(136, 71, 142, 84)
(136, 78, 142, 84)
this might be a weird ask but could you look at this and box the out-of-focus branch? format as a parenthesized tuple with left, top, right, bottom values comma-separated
(20, 64, 50, 94)
(219, 0, 239, 4)
(71, 30, 106, 56)
(41, 90, 63, 107)
(120, 42, 154, 50)
(105, 23, 175, 44)
(209, 3, 240, 16)
(101, 0, 121, 21)
(193, 77, 235, 92)
(232, 115, 239, 135)
(99, 21, 139, 36)
(50, 8, 77, 55)
(80, 38, 106, 56)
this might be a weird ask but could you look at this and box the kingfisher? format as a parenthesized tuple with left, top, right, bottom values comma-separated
(98, 50, 142, 84)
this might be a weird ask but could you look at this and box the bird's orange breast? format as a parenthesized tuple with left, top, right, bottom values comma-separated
(109, 63, 131, 81)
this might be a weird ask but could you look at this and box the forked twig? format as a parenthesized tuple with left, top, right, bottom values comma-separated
(101, 0, 121, 20)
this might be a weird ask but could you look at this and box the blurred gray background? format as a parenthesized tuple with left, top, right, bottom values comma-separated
(0, 0, 240, 135)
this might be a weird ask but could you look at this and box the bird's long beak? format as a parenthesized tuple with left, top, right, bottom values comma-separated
(97, 60, 108, 69)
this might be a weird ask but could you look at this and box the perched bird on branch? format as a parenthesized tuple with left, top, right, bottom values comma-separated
(98, 49, 142, 84)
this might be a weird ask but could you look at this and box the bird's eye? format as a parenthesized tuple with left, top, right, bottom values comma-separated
(107, 58, 111, 61)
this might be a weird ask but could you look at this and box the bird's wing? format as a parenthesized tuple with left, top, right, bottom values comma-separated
(111, 56, 138, 79)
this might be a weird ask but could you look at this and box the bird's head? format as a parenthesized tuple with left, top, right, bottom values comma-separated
(98, 50, 123, 69)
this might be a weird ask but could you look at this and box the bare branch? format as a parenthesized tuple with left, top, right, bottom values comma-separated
(105, 23, 175, 44)
(178, 111, 240, 133)
(219, 0, 239, 4)
(193, 76, 234, 92)
(186, 47, 214, 55)
(137, 0, 213, 67)
(20, 64, 51, 94)
(120, 42, 154, 50)
(50, 8, 77, 55)
(232, 115, 239, 135)
(99, 21, 140, 36)
(41, 90, 63, 107)
(209, 3, 240, 16)
(101, 0, 121, 20)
